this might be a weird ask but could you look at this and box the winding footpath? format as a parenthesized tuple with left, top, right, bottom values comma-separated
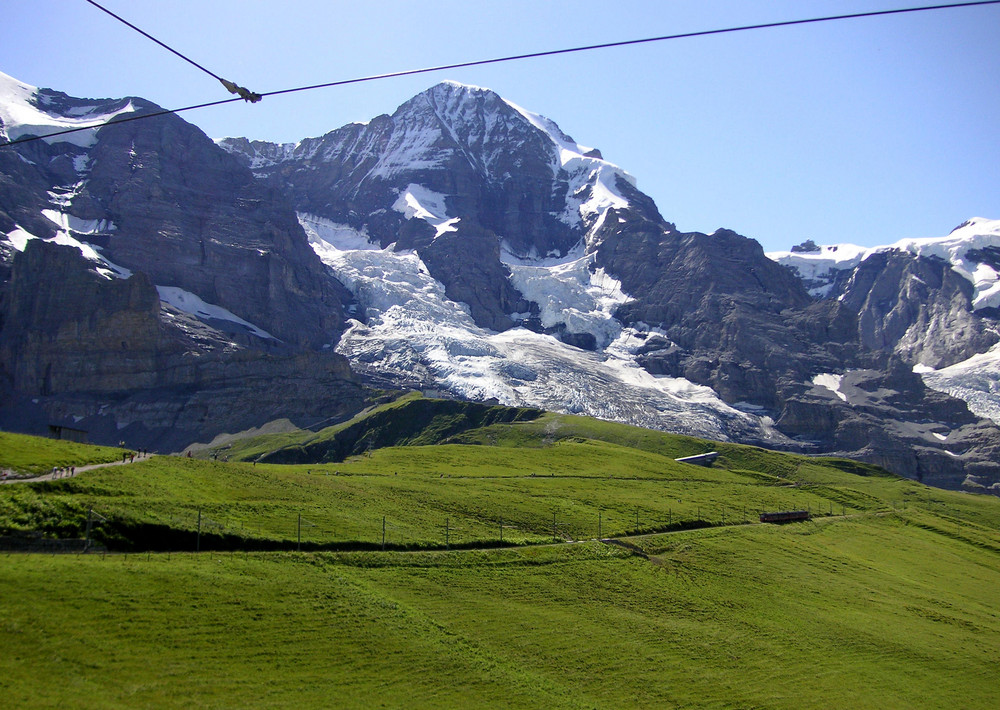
(0, 452, 154, 484)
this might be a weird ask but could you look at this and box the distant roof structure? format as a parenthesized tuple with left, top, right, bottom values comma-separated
(674, 451, 719, 467)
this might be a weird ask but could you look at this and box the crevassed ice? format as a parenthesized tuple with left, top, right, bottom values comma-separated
(305, 217, 779, 442)
(502, 245, 631, 349)
(921, 342, 1000, 426)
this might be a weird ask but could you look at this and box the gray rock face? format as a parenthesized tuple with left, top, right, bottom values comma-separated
(837, 250, 997, 368)
(776, 358, 999, 489)
(596, 209, 861, 410)
(73, 110, 350, 349)
(0, 240, 365, 451)
(1, 240, 163, 395)
(0, 81, 365, 450)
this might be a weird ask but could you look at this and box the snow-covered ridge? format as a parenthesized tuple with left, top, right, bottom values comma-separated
(221, 80, 637, 244)
(213, 137, 300, 170)
(0, 71, 135, 147)
(503, 95, 635, 233)
(767, 217, 1000, 307)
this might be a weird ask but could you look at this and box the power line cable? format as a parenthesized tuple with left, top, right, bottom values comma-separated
(83, 0, 223, 82)
(3, 0, 999, 149)
(83, 0, 261, 102)
(260, 0, 1000, 100)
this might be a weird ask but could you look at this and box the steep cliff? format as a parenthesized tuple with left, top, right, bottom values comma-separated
(0, 240, 365, 452)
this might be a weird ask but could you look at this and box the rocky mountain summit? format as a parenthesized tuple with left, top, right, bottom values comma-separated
(2, 72, 999, 492)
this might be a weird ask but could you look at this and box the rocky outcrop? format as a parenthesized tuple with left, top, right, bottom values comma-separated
(776, 358, 1000, 489)
(598, 213, 854, 408)
(70, 109, 351, 349)
(420, 223, 531, 332)
(0, 237, 365, 452)
(0, 240, 165, 394)
(838, 250, 997, 368)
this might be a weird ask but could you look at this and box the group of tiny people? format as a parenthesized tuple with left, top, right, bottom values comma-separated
(121, 448, 150, 464)
(0, 446, 153, 483)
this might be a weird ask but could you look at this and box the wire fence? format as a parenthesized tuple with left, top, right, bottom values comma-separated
(0, 498, 903, 555)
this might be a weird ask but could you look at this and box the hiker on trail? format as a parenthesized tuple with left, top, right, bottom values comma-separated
(70, 466, 75, 476)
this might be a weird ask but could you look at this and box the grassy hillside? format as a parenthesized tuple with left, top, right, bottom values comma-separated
(1, 407, 999, 708)
(208, 393, 544, 464)
(0, 431, 126, 476)
(0, 424, 954, 551)
(1, 516, 998, 709)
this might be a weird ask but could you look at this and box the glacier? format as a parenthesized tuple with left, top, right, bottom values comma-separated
(303, 213, 785, 444)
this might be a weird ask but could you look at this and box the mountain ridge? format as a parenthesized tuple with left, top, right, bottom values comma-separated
(1, 72, 999, 492)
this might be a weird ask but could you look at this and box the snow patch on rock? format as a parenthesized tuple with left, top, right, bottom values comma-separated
(812, 373, 848, 402)
(6, 211, 129, 280)
(156, 286, 279, 341)
(391, 184, 460, 239)
(0, 71, 135, 147)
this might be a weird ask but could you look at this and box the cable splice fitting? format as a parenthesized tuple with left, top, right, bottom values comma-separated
(220, 78, 262, 103)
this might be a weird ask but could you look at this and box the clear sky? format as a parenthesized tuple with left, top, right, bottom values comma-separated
(2, 0, 998, 252)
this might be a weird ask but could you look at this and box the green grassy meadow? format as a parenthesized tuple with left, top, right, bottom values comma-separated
(2, 516, 998, 709)
(1, 404, 999, 708)
(0, 431, 126, 476)
(2, 435, 915, 550)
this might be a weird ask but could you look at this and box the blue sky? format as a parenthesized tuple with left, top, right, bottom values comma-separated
(3, 0, 998, 252)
